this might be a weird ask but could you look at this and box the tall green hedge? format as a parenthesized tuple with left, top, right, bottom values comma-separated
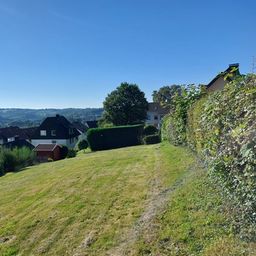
(87, 124, 144, 151)
(162, 74, 256, 238)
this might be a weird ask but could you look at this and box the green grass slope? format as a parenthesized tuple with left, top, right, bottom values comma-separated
(0, 143, 255, 255)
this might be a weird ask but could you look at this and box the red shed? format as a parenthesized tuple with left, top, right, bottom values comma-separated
(34, 144, 61, 161)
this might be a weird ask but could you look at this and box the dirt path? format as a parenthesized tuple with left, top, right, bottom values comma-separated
(106, 147, 191, 256)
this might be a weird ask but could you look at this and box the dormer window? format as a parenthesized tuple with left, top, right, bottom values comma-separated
(51, 130, 56, 136)
(40, 130, 46, 136)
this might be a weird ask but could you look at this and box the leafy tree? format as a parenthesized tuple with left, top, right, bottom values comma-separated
(152, 85, 182, 108)
(103, 82, 148, 126)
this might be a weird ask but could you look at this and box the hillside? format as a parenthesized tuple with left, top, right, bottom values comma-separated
(0, 108, 103, 128)
(0, 144, 255, 255)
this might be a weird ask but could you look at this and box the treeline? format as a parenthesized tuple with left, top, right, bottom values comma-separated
(161, 74, 256, 239)
(0, 108, 103, 128)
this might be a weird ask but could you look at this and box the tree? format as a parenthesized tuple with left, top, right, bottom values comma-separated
(152, 85, 182, 108)
(103, 82, 148, 126)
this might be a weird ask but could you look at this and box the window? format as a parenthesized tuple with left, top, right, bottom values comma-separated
(154, 115, 158, 120)
(52, 140, 57, 144)
(40, 130, 46, 136)
(146, 114, 151, 120)
(51, 130, 56, 136)
(69, 128, 73, 135)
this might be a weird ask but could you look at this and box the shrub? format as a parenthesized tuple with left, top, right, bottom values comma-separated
(87, 124, 144, 151)
(143, 125, 158, 136)
(143, 134, 161, 144)
(78, 140, 88, 150)
(66, 149, 77, 158)
(60, 145, 69, 159)
(161, 85, 202, 145)
(1, 149, 17, 171)
(0, 147, 35, 174)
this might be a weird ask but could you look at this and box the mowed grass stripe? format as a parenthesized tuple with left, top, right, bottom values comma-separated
(0, 144, 172, 255)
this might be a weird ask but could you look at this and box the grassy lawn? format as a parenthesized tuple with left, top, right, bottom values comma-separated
(0, 143, 255, 255)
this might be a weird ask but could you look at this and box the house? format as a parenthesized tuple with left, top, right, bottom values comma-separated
(0, 134, 7, 145)
(0, 126, 37, 145)
(31, 115, 81, 148)
(206, 63, 241, 92)
(72, 121, 88, 140)
(72, 121, 87, 134)
(34, 144, 61, 161)
(146, 103, 169, 129)
(3, 136, 34, 150)
(85, 120, 98, 129)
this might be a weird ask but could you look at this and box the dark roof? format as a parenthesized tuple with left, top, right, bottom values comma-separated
(31, 115, 80, 139)
(22, 127, 38, 138)
(3, 139, 34, 150)
(0, 126, 22, 138)
(72, 121, 87, 133)
(147, 103, 169, 115)
(85, 120, 98, 129)
(34, 144, 61, 152)
(0, 126, 38, 140)
(207, 63, 240, 89)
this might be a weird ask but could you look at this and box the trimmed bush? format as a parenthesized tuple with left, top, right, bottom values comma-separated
(143, 125, 158, 136)
(143, 134, 161, 144)
(78, 140, 88, 150)
(0, 147, 35, 174)
(66, 149, 77, 158)
(60, 145, 69, 159)
(87, 124, 144, 151)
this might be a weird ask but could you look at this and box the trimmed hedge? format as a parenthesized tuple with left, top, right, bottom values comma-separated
(143, 134, 161, 144)
(87, 124, 144, 151)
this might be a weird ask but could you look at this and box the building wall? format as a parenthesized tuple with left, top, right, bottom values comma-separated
(36, 151, 54, 161)
(146, 111, 165, 129)
(35, 147, 61, 161)
(207, 77, 226, 92)
(53, 147, 61, 161)
(31, 139, 67, 147)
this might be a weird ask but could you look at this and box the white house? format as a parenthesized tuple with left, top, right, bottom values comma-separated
(31, 115, 81, 148)
(146, 103, 169, 129)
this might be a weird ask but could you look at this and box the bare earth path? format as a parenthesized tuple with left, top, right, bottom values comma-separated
(106, 146, 194, 256)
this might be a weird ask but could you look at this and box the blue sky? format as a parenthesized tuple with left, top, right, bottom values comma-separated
(0, 0, 255, 108)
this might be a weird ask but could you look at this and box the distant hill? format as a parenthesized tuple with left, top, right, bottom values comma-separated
(0, 108, 103, 128)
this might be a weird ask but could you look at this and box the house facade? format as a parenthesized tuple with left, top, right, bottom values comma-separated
(31, 115, 81, 148)
(146, 103, 169, 129)
(207, 63, 240, 92)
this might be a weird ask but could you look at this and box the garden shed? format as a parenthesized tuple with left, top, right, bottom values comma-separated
(34, 144, 61, 161)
